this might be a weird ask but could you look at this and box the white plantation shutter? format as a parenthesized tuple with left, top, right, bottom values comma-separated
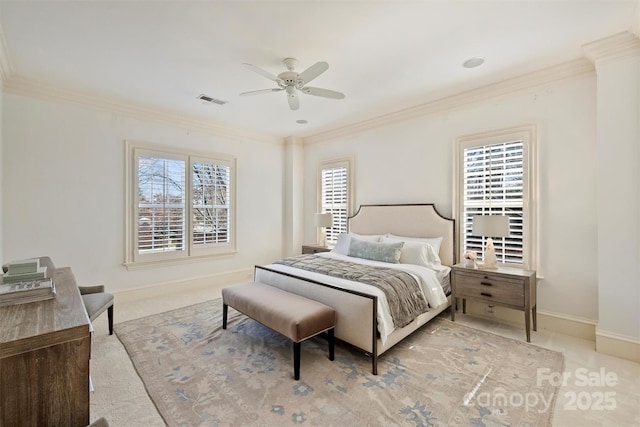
(456, 125, 536, 269)
(463, 141, 524, 264)
(191, 159, 232, 248)
(320, 160, 350, 245)
(137, 154, 186, 254)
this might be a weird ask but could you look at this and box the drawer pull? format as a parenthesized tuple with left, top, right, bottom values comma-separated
(481, 292, 492, 297)
(480, 282, 492, 287)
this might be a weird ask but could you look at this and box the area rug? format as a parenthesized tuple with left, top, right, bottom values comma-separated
(115, 298, 564, 426)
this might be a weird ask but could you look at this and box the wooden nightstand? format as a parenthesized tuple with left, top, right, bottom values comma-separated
(450, 264, 537, 342)
(301, 244, 331, 254)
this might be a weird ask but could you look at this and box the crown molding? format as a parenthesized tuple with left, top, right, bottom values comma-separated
(2, 76, 283, 145)
(0, 35, 617, 147)
(304, 58, 595, 144)
(582, 31, 640, 65)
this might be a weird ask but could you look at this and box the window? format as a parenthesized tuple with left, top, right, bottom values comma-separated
(454, 125, 537, 269)
(318, 159, 352, 245)
(125, 142, 236, 267)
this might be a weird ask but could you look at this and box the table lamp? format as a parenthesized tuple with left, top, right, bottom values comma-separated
(315, 213, 333, 248)
(471, 215, 510, 269)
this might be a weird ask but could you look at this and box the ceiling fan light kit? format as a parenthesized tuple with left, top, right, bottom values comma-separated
(241, 58, 345, 110)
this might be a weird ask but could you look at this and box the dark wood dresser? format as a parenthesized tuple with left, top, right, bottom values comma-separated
(0, 266, 91, 426)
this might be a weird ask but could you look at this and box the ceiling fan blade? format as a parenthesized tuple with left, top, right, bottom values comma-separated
(298, 61, 329, 85)
(242, 63, 283, 84)
(301, 86, 345, 99)
(287, 90, 300, 110)
(240, 88, 283, 96)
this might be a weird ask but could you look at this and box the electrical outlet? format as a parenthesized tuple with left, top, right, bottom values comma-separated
(485, 305, 495, 314)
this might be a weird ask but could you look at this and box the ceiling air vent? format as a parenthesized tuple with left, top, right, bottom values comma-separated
(198, 94, 228, 105)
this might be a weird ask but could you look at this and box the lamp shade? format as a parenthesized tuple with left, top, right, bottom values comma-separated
(472, 215, 510, 238)
(315, 213, 333, 228)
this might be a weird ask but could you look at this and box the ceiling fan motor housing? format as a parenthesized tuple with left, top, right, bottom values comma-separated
(277, 71, 300, 86)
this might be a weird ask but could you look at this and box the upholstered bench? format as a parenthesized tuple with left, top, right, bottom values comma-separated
(222, 282, 336, 380)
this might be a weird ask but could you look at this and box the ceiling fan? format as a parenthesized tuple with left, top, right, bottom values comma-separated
(240, 58, 345, 111)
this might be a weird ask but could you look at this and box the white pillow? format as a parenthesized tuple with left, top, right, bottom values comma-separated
(385, 234, 443, 255)
(331, 233, 351, 255)
(381, 236, 442, 266)
(350, 232, 382, 242)
(331, 232, 382, 255)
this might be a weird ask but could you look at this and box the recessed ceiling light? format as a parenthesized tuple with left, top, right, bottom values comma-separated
(463, 57, 485, 69)
(296, 119, 308, 124)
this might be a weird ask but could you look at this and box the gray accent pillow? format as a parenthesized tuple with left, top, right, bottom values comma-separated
(348, 238, 404, 263)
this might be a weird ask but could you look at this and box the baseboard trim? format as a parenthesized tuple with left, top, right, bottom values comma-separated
(463, 300, 596, 341)
(595, 329, 640, 363)
(113, 268, 253, 302)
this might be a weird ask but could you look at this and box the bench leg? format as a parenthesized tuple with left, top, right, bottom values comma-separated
(108, 305, 114, 335)
(222, 304, 228, 329)
(328, 328, 335, 361)
(293, 341, 301, 380)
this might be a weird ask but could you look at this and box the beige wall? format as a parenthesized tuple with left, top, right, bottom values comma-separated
(303, 75, 600, 324)
(594, 53, 640, 341)
(1, 94, 285, 293)
(0, 76, 3, 264)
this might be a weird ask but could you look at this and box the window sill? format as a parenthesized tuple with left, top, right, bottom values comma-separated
(123, 251, 237, 271)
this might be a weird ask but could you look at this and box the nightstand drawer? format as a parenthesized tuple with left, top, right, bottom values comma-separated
(455, 271, 525, 308)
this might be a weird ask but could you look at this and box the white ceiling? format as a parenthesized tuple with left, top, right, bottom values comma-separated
(0, 1, 637, 138)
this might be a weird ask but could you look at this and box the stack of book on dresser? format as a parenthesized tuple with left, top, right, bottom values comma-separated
(0, 258, 56, 306)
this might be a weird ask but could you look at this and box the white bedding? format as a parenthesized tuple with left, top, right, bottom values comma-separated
(265, 252, 450, 344)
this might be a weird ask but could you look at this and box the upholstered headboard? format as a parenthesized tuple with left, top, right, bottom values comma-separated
(348, 204, 456, 266)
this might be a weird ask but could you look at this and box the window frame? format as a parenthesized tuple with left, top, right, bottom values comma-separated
(453, 125, 537, 270)
(125, 141, 236, 269)
(317, 158, 353, 246)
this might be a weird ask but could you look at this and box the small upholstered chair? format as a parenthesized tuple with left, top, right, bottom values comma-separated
(79, 285, 114, 335)
(88, 416, 109, 427)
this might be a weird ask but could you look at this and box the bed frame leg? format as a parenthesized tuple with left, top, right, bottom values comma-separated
(372, 354, 378, 375)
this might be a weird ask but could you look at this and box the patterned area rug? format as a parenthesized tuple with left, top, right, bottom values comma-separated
(115, 299, 564, 426)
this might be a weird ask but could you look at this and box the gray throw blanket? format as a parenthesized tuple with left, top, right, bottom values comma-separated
(274, 255, 428, 328)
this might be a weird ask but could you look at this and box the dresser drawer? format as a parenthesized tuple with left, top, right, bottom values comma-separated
(455, 271, 525, 308)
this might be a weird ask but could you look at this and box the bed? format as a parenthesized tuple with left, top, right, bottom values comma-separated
(254, 203, 456, 374)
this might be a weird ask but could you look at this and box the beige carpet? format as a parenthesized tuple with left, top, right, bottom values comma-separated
(115, 298, 564, 426)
